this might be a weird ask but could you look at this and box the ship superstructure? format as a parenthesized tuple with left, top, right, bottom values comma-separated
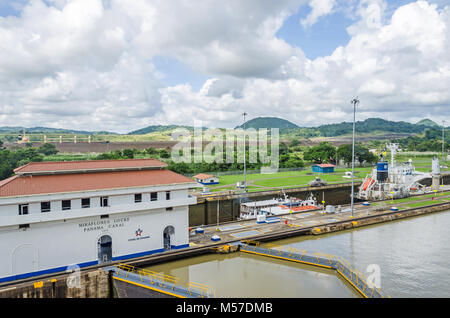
(357, 143, 435, 201)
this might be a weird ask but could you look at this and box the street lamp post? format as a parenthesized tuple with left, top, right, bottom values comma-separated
(243, 112, 248, 192)
(216, 197, 220, 230)
(350, 97, 359, 217)
(443, 120, 446, 162)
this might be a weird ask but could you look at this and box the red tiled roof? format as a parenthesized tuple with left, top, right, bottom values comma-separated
(14, 159, 167, 175)
(0, 169, 195, 198)
(193, 173, 216, 179)
(0, 175, 16, 188)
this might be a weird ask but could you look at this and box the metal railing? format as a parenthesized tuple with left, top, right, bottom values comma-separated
(115, 263, 215, 298)
(188, 281, 216, 298)
(240, 242, 387, 298)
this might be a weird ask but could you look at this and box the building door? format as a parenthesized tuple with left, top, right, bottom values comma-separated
(97, 235, 112, 263)
(163, 226, 175, 251)
(12, 244, 37, 275)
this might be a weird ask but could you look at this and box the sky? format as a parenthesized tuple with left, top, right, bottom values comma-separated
(0, 0, 449, 133)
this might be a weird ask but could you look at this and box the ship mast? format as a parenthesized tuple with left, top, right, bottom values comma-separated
(386, 143, 399, 168)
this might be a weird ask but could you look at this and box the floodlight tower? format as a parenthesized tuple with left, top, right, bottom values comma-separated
(243, 112, 248, 192)
(350, 97, 360, 217)
(443, 120, 446, 162)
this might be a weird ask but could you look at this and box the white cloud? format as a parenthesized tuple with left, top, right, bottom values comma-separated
(0, 0, 449, 132)
(301, 0, 337, 28)
(358, 79, 396, 97)
(158, 0, 450, 128)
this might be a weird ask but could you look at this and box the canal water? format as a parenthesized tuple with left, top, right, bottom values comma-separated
(146, 209, 450, 298)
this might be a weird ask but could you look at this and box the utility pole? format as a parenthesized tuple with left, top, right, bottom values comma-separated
(350, 97, 359, 217)
(242, 112, 248, 192)
(336, 148, 338, 167)
(443, 120, 446, 162)
(216, 197, 220, 230)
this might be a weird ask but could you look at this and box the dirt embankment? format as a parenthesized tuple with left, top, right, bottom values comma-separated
(289, 133, 414, 147)
(4, 132, 413, 152)
(5, 141, 212, 153)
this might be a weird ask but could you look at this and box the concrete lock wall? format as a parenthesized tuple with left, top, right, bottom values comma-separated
(0, 269, 111, 298)
(113, 279, 177, 298)
(189, 175, 450, 227)
(189, 185, 354, 226)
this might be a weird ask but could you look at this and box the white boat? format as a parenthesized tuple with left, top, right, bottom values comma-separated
(239, 191, 318, 220)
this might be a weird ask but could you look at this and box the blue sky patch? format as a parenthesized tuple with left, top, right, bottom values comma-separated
(276, 5, 353, 60)
(152, 55, 209, 92)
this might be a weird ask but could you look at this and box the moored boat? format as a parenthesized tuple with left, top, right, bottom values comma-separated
(239, 192, 318, 220)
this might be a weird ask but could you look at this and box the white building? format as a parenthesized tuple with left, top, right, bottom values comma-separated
(192, 173, 219, 185)
(0, 159, 197, 283)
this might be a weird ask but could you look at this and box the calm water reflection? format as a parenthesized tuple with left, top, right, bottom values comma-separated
(146, 210, 450, 297)
(146, 253, 358, 298)
(275, 210, 450, 298)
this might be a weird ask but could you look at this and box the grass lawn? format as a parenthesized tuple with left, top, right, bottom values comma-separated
(402, 198, 450, 209)
(206, 167, 371, 189)
(202, 168, 373, 193)
(395, 154, 449, 171)
(373, 191, 450, 206)
(215, 170, 310, 185)
(43, 153, 98, 161)
(252, 173, 362, 188)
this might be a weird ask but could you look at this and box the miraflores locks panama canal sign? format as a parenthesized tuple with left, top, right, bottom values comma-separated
(77, 217, 151, 241)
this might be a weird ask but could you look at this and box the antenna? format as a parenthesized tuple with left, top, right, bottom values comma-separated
(242, 112, 248, 192)
(443, 120, 446, 161)
(386, 143, 399, 167)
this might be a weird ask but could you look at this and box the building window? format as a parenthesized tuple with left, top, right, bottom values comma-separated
(82, 198, 90, 208)
(135, 194, 142, 203)
(41, 202, 51, 213)
(62, 200, 71, 211)
(150, 192, 157, 201)
(100, 197, 109, 207)
(166, 191, 171, 200)
(166, 207, 173, 211)
(18, 204, 29, 215)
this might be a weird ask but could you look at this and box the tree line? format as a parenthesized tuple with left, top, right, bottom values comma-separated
(0, 142, 58, 180)
(391, 128, 448, 152)
(0, 139, 410, 182)
(302, 141, 378, 165)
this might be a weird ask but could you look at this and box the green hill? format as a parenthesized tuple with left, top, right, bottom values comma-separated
(316, 118, 430, 137)
(1, 117, 440, 140)
(127, 125, 198, 135)
(0, 126, 115, 135)
(234, 117, 299, 130)
(416, 119, 439, 127)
